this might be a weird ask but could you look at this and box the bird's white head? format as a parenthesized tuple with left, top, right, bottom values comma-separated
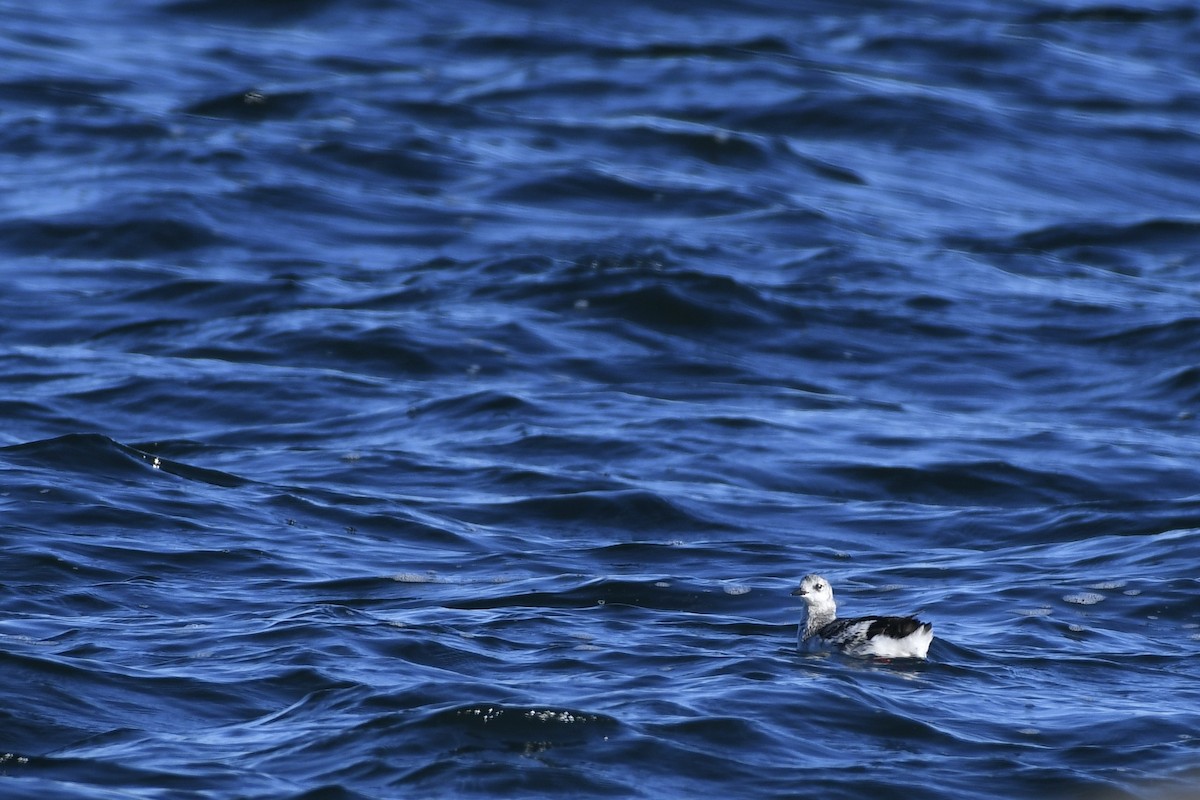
(791, 573, 835, 611)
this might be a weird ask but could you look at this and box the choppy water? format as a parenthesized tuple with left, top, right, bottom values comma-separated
(4, 1, 1200, 798)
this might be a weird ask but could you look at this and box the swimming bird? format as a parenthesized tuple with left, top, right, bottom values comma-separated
(792, 574, 933, 659)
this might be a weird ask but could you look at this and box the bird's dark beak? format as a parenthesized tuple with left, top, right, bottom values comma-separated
(791, 587, 807, 596)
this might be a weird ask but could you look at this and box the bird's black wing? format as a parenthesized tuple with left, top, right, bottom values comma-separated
(865, 616, 930, 640)
(819, 615, 929, 642)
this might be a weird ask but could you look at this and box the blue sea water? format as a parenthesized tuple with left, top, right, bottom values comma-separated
(3, 0, 1200, 797)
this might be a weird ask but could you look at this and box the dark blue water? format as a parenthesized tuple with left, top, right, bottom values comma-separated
(4, 1, 1200, 797)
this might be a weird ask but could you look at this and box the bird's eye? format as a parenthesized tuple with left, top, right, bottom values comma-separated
(815, 583, 824, 590)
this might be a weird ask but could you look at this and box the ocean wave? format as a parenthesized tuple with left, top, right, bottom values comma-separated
(5, 1, 1200, 798)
